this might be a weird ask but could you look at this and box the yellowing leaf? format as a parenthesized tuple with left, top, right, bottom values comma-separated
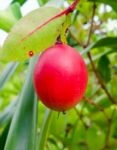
(1, 7, 66, 62)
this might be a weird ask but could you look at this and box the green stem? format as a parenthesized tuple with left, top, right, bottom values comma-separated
(0, 3, 22, 32)
(38, 109, 53, 150)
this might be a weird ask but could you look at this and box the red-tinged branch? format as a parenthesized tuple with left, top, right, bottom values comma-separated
(85, 3, 117, 104)
(22, 0, 80, 41)
(65, 0, 80, 15)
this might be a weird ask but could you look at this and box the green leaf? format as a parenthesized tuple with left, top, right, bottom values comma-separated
(4, 56, 38, 150)
(1, 7, 66, 62)
(38, 109, 53, 150)
(86, 49, 117, 65)
(10, 2, 22, 20)
(86, 124, 105, 150)
(0, 122, 11, 150)
(0, 63, 19, 91)
(81, 37, 117, 55)
(110, 77, 117, 98)
(38, 0, 49, 6)
(0, 3, 22, 32)
(97, 55, 111, 82)
(89, 0, 117, 12)
(11, 0, 27, 5)
(93, 37, 117, 48)
(112, 121, 117, 139)
(0, 99, 17, 127)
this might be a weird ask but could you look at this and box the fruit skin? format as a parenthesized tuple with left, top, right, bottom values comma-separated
(33, 44, 88, 111)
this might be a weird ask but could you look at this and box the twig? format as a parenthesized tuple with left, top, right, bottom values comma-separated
(83, 97, 109, 120)
(78, 141, 89, 150)
(90, 85, 101, 98)
(84, 2, 117, 104)
(101, 122, 111, 150)
(87, 52, 116, 104)
(85, 3, 96, 47)
(101, 109, 116, 150)
(74, 107, 90, 129)
(69, 30, 83, 46)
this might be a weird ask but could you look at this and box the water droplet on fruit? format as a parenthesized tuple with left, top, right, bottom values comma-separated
(28, 50, 34, 57)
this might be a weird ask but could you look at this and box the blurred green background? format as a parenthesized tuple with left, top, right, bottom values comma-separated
(0, 0, 117, 150)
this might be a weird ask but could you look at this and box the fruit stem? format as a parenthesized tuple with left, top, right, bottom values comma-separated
(65, 0, 80, 15)
(56, 35, 63, 44)
(22, 0, 80, 41)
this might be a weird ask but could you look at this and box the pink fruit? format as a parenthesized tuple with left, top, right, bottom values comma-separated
(33, 44, 88, 111)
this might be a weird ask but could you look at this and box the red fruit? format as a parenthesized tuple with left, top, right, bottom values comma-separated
(33, 44, 88, 111)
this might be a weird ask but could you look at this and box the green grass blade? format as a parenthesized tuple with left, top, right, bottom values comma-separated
(0, 121, 11, 150)
(0, 98, 17, 127)
(4, 56, 38, 150)
(38, 109, 53, 150)
(0, 62, 19, 91)
(0, 3, 22, 32)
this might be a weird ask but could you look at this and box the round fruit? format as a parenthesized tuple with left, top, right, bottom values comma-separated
(33, 43, 88, 111)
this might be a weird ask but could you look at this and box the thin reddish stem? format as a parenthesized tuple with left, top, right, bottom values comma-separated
(22, 0, 80, 41)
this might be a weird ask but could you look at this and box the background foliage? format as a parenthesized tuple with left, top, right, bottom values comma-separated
(0, 0, 117, 150)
